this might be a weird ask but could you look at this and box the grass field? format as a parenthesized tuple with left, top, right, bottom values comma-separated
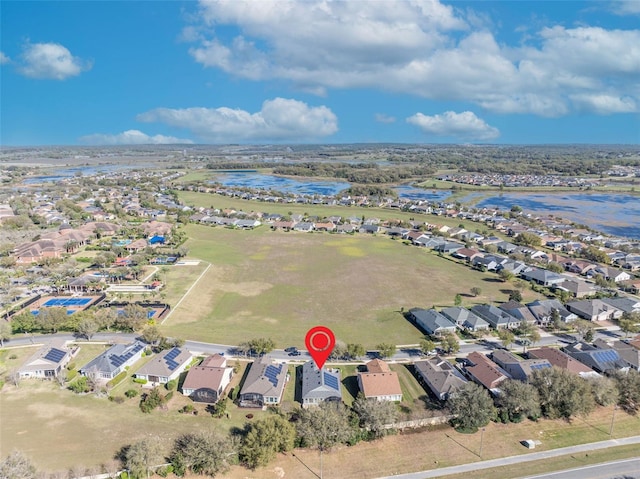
(160, 224, 541, 348)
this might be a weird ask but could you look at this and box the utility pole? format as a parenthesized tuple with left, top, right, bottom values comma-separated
(479, 427, 486, 458)
(609, 405, 617, 437)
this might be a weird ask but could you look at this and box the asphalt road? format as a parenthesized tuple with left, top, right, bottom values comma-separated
(375, 436, 640, 479)
(521, 458, 640, 479)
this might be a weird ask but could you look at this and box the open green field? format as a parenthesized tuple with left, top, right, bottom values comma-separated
(160, 224, 541, 347)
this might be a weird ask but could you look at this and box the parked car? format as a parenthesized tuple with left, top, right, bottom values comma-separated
(284, 346, 298, 353)
(288, 350, 301, 356)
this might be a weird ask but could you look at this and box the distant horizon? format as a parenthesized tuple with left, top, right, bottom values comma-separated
(2, 1, 639, 146)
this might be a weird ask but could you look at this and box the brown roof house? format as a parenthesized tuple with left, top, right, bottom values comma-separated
(136, 347, 192, 386)
(181, 354, 233, 403)
(357, 359, 402, 402)
(464, 351, 509, 394)
(528, 347, 598, 378)
(490, 349, 551, 381)
(239, 356, 288, 408)
(18, 341, 76, 379)
(414, 356, 467, 400)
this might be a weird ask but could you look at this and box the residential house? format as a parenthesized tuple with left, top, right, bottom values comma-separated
(521, 268, 567, 287)
(528, 347, 598, 377)
(472, 255, 503, 272)
(440, 306, 490, 332)
(301, 361, 343, 408)
(464, 351, 509, 394)
(357, 359, 402, 402)
(593, 266, 631, 283)
(79, 341, 145, 381)
(18, 341, 75, 379)
(142, 220, 172, 237)
(414, 356, 467, 400)
(434, 241, 464, 254)
(239, 356, 288, 408)
(601, 297, 640, 315)
(566, 299, 624, 321)
(452, 248, 482, 262)
(559, 279, 598, 298)
(563, 342, 629, 374)
(490, 349, 551, 381)
(408, 308, 457, 336)
(497, 259, 529, 276)
(135, 347, 192, 385)
(471, 304, 521, 329)
(498, 301, 537, 325)
(526, 299, 577, 325)
(181, 354, 234, 403)
(593, 339, 640, 372)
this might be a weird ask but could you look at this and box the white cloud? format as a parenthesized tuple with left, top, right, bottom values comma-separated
(137, 98, 338, 142)
(79, 130, 194, 145)
(19, 42, 91, 80)
(185, 0, 640, 116)
(611, 0, 640, 15)
(407, 111, 500, 141)
(0, 52, 10, 64)
(375, 113, 396, 124)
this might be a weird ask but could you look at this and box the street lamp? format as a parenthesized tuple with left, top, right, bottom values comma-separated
(609, 405, 617, 437)
(479, 427, 486, 459)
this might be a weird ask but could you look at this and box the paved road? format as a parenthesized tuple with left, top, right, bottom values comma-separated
(375, 436, 640, 479)
(521, 457, 640, 479)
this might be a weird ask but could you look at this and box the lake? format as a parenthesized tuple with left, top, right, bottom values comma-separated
(472, 193, 640, 239)
(210, 172, 351, 196)
(22, 164, 155, 184)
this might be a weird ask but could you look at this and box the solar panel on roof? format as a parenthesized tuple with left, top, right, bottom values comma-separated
(166, 359, 179, 370)
(530, 363, 550, 370)
(44, 348, 66, 363)
(323, 372, 340, 390)
(264, 364, 282, 387)
(166, 349, 180, 360)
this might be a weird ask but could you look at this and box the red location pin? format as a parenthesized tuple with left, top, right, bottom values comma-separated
(305, 326, 336, 370)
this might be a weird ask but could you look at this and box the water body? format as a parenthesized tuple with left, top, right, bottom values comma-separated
(210, 172, 351, 196)
(23, 164, 154, 184)
(394, 184, 453, 202)
(474, 193, 640, 239)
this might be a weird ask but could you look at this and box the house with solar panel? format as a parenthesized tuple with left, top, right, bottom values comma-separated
(18, 341, 76, 379)
(79, 341, 145, 381)
(135, 347, 192, 386)
(563, 342, 630, 374)
(490, 349, 551, 381)
(238, 356, 288, 408)
(300, 360, 343, 408)
(181, 354, 234, 403)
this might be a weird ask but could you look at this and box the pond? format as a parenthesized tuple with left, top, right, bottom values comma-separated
(474, 193, 640, 239)
(22, 164, 156, 184)
(209, 172, 351, 196)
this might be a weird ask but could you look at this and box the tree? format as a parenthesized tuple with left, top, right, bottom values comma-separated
(495, 380, 540, 422)
(420, 338, 436, 356)
(346, 343, 365, 360)
(499, 269, 514, 282)
(9, 312, 37, 334)
(514, 232, 542, 247)
(36, 307, 68, 333)
(247, 337, 276, 356)
(582, 245, 611, 264)
(470, 287, 482, 297)
(139, 387, 165, 413)
(296, 401, 355, 449)
(546, 262, 564, 273)
(530, 367, 594, 419)
(120, 438, 162, 479)
(508, 290, 523, 302)
(613, 369, 640, 414)
(0, 450, 38, 479)
(497, 329, 515, 349)
(447, 382, 495, 431)
(376, 343, 396, 359)
(454, 294, 462, 306)
(619, 311, 640, 337)
(141, 325, 163, 346)
(440, 332, 460, 354)
(117, 304, 148, 332)
(574, 319, 595, 342)
(77, 316, 99, 340)
(352, 394, 398, 438)
(0, 321, 11, 347)
(240, 416, 295, 469)
(586, 376, 618, 407)
(170, 431, 237, 477)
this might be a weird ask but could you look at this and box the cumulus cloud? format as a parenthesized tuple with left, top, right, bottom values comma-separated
(137, 98, 338, 142)
(407, 111, 500, 141)
(19, 42, 91, 80)
(184, 0, 640, 116)
(375, 113, 396, 124)
(610, 0, 640, 15)
(79, 130, 194, 145)
(0, 52, 10, 64)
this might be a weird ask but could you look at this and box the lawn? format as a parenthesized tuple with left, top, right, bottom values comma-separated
(160, 224, 543, 348)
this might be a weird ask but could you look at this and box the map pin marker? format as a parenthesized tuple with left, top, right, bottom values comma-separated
(305, 326, 335, 370)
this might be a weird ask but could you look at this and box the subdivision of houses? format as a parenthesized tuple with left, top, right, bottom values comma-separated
(181, 354, 234, 403)
(414, 356, 467, 400)
(301, 361, 343, 408)
(527, 347, 598, 378)
(239, 356, 288, 408)
(135, 347, 192, 386)
(440, 306, 490, 332)
(356, 359, 402, 402)
(526, 299, 577, 325)
(470, 304, 521, 329)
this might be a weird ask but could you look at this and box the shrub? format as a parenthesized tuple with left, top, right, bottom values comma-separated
(66, 362, 76, 371)
(9, 354, 17, 360)
(110, 396, 125, 404)
(69, 376, 90, 394)
(125, 389, 138, 398)
(165, 391, 174, 401)
(165, 379, 177, 391)
(133, 377, 148, 384)
(106, 371, 127, 388)
(66, 370, 78, 381)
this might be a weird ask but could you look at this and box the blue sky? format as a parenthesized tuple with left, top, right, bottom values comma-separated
(1, 0, 639, 145)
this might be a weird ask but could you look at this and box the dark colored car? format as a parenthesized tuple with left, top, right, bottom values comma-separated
(284, 346, 298, 353)
(288, 350, 301, 356)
